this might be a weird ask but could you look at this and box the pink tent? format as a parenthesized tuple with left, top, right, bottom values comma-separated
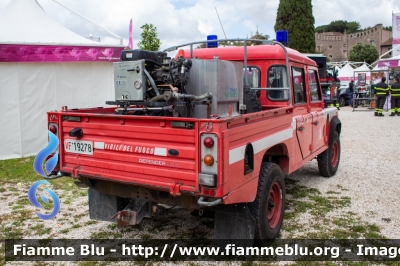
(0, 0, 124, 62)
(0, 0, 125, 159)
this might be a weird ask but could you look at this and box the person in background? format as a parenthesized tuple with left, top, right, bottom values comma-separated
(389, 75, 400, 116)
(374, 77, 390, 117)
(329, 81, 340, 110)
(349, 80, 354, 93)
(348, 80, 354, 107)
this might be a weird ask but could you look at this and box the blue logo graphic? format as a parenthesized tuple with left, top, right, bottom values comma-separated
(28, 180, 60, 220)
(33, 130, 59, 177)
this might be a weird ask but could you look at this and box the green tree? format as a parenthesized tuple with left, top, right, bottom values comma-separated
(346, 21, 361, 33)
(348, 44, 379, 64)
(274, 0, 315, 53)
(315, 20, 361, 33)
(315, 25, 328, 33)
(137, 23, 161, 51)
(328, 20, 348, 33)
(250, 32, 269, 45)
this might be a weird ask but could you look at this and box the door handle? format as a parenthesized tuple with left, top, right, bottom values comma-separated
(298, 126, 305, 131)
(313, 121, 319, 125)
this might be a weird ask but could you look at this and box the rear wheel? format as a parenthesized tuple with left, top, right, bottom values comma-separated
(248, 162, 286, 244)
(318, 131, 340, 177)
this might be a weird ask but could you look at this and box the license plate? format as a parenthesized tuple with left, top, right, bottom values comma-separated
(64, 140, 93, 155)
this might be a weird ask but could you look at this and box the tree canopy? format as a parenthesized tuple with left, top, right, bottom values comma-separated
(315, 20, 361, 34)
(274, 0, 316, 53)
(348, 43, 379, 64)
(137, 23, 161, 51)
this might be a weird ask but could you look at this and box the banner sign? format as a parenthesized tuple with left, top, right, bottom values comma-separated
(357, 73, 366, 86)
(338, 76, 371, 81)
(0, 44, 124, 62)
(393, 12, 400, 56)
(378, 59, 400, 68)
(128, 19, 133, 49)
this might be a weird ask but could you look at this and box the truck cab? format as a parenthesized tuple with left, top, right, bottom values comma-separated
(189, 45, 333, 163)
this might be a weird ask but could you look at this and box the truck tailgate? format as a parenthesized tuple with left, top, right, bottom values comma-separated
(59, 114, 199, 193)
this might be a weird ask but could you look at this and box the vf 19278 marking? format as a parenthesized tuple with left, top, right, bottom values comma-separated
(64, 140, 94, 155)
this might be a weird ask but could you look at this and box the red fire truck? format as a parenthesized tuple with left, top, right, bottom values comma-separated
(46, 39, 341, 244)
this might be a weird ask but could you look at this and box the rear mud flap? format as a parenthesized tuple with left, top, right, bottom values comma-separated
(88, 188, 124, 222)
(212, 204, 255, 247)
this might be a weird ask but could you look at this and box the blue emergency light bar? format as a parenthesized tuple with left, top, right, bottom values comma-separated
(207, 35, 218, 48)
(276, 30, 288, 47)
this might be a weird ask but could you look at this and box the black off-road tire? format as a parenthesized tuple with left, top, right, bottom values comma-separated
(248, 162, 286, 245)
(318, 131, 340, 177)
(243, 85, 262, 113)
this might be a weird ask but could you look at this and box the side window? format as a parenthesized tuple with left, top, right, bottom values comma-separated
(292, 67, 306, 104)
(267, 66, 289, 101)
(243, 66, 261, 88)
(308, 69, 321, 101)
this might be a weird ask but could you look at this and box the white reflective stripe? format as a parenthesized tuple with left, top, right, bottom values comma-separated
(253, 128, 293, 154)
(154, 147, 167, 156)
(94, 142, 104, 149)
(229, 146, 247, 165)
(291, 117, 296, 130)
(324, 107, 338, 118)
(229, 127, 293, 165)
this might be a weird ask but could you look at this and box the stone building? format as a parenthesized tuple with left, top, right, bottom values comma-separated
(315, 24, 392, 62)
(380, 37, 393, 58)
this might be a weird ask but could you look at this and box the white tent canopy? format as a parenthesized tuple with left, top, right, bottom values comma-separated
(0, 0, 124, 160)
(0, 0, 103, 45)
(354, 63, 371, 77)
(337, 63, 354, 87)
(338, 63, 354, 79)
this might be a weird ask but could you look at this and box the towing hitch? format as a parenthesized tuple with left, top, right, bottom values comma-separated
(110, 199, 154, 226)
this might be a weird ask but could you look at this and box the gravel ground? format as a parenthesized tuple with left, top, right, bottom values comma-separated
(2, 105, 400, 265)
(288, 106, 400, 238)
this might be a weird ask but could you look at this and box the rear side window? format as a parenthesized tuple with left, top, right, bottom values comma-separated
(243, 66, 261, 88)
(308, 69, 321, 101)
(267, 66, 289, 101)
(292, 67, 306, 104)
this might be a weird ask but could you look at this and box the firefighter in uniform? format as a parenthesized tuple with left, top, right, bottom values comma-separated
(329, 81, 340, 110)
(389, 75, 400, 116)
(374, 76, 389, 116)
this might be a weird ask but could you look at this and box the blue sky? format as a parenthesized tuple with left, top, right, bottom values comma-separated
(0, 0, 399, 49)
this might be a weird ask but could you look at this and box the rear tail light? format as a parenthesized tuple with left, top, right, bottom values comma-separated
(200, 134, 218, 189)
(203, 137, 214, 148)
(49, 125, 57, 134)
(48, 123, 59, 138)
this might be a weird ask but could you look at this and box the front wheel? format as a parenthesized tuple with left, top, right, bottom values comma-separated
(248, 162, 286, 245)
(317, 131, 340, 177)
